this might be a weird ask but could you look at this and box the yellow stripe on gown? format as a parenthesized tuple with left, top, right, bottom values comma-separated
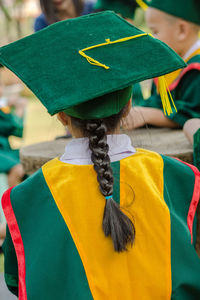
(42, 149, 171, 300)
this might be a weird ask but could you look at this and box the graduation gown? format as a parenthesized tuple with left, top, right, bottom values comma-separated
(2, 149, 200, 300)
(0, 108, 23, 173)
(138, 49, 200, 127)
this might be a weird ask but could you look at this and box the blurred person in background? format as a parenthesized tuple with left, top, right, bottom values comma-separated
(34, 0, 94, 32)
(0, 65, 26, 247)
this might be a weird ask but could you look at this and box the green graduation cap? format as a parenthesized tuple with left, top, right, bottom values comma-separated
(137, 0, 200, 25)
(0, 11, 186, 119)
(94, 0, 138, 19)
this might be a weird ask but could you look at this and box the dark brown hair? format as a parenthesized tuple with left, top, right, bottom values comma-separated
(70, 105, 135, 252)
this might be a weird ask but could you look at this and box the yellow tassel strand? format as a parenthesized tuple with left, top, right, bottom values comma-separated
(136, 0, 148, 11)
(158, 76, 177, 116)
(79, 33, 150, 70)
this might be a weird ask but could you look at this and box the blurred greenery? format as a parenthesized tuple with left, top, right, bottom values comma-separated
(0, 0, 12, 22)
(0, 0, 23, 38)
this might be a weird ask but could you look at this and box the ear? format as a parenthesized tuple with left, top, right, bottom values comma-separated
(177, 19, 189, 41)
(57, 112, 70, 126)
(122, 99, 132, 118)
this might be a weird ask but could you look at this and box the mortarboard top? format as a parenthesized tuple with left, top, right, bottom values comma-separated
(137, 0, 200, 25)
(94, 0, 138, 19)
(0, 11, 186, 119)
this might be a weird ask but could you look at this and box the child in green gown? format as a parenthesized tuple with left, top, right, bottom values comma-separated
(1, 11, 200, 300)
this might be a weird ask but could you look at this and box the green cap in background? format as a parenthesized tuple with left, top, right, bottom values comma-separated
(94, 0, 138, 19)
(137, 0, 200, 25)
(0, 11, 186, 119)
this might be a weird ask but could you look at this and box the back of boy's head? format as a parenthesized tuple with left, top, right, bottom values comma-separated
(138, 0, 200, 26)
(153, 8, 199, 33)
(146, 7, 199, 57)
(137, 0, 200, 56)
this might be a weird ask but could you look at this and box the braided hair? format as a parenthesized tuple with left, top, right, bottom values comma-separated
(70, 105, 135, 252)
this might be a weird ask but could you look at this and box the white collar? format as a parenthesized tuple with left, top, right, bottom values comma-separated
(183, 39, 200, 61)
(60, 134, 136, 165)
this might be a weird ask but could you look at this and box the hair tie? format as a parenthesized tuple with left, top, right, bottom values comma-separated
(105, 195, 113, 200)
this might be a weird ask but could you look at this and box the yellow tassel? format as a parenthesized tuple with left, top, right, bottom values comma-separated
(136, 0, 148, 11)
(158, 76, 177, 116)
(79, 33, 150, 70)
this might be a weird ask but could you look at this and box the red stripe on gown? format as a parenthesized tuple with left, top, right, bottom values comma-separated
(173, 159, 200, 244)
(1, 187, 27, 300)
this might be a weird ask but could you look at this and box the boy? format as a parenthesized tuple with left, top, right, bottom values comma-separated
(123, 0, 200, 130)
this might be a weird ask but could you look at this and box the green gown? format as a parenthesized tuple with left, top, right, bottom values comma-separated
(2, 150, 200, 300)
